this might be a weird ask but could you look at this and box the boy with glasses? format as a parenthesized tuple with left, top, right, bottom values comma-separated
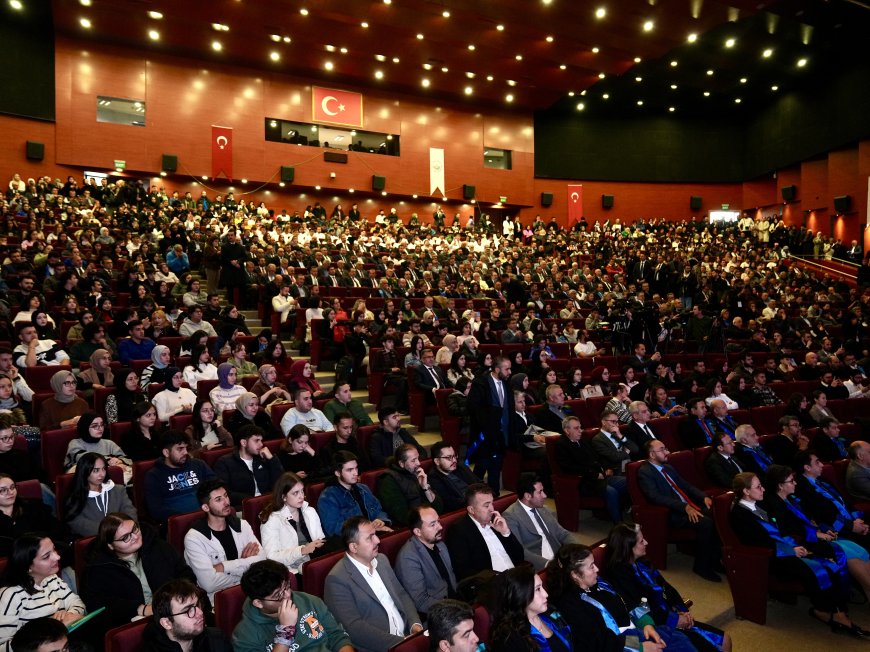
(143, 579, 232, 652)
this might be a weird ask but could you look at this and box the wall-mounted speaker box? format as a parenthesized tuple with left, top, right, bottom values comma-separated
(834, 195, 852, 213)
(372, 175, 386, 191)
(161, 154, 177, 172)
(280, 166, 295, 183)
(25, 141, 44, 161)
(690, 196, 702, 210)
(781, 185, 797, 202)
(323, 151, 348, 164)
(602, 194, 614, 209)
(541, 192, 553, 207)
(463, 184, 476, 200)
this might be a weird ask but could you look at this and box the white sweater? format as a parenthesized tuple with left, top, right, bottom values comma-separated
(152, 387, 198, 422)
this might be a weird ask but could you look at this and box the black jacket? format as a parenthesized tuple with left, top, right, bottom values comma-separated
(368, 427, 427, 469)
(445, 514, 524, 581)
(143, 621, 232, 652)
(428, 465, 480, 513)
(554, 435, 607, 494)
(81, 523, 196, 626)
(213, 451, 284, 507)
(704, 452, 744, 489)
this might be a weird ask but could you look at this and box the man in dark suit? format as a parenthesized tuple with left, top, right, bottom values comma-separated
(764, 415, 809, 467)
(394, 505, 459, 616)
(467, 356, 514, 493)
(534, 384, 571, 435)
(590, 410, 638, 475)
(704, 432, 745, 489)
(622, 401, 660, 459)
(637, 440, 722, 582)
(213, 425, 283, 509)
(415, 348, 449, 402)
(554, 416, 626, 523)
(734, 424, 774, 477)
(709, 399, 739, 439)
(445, 483, 524, 582)
(428, 441, 480, 513)
(813, 417, 850, 462)
(847, 441, 870, 502)
(678, 398, 719, 449)
(503, 473, 582, 570)
(324, 517, 422, 652)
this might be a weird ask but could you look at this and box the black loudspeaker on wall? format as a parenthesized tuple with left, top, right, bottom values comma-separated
(372, 175, 386, 191)
(463, 184, 476, 200)
(834, 195, 852, 213)
(280, 166, 295, 183)
(781, 185, 797, 202)
(25, 141, 44, 161)
(541, 192, 553, 207)
(690, 196, 702, 210)
(161, 154, 178, 173)
(602, 194, 614, 209)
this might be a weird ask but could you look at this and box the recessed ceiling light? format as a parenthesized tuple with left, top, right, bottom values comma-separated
(687, 33, 697, 43)
(442, 10, 450, 17)
(669, 106, 675, 112)
(670, 84, 677, 89)
(762, 48, 773, 58)
(382, 191, 387, 196)
(269, 120, 277, 127)
(324, 61, 334, 71)
(148, 29, 160, 40)
(383, 0, 391, 4)
(580, 90, 586, 95)
(270, 51, 280, 61)
(374, 70, 384, 79)
(598, 72, 606, 79)
(559, 64, 566, 70)
(735, 98, 742, 103)
(241, 179, 248, 184)
(326, 45, 336, 52)
(670, 60, 678, 67)
(416, 33, 424, 40)
(635, 76, 642, 82)
(202, 176, 208, 180)
(595, 7, 606, 19)
(392, 57, 400, 63)
(725, 37, 736, 47)
(79, 17, 92, 29)
(212, 23, 229, 32)
(79, 0, 92, 5)
(441, 66, 448, 73)
(147, 10, 163, 19)
(466, 72, 475, 78)
(703, 91, 711, 96)
(299, 8, 308, 15)
(423, 63, 432, 70)
(496, 24, 505, 31)
(507, 79, 517, 86)
(542, 0, 552, 5)
(771, 85, 779, 91)
(211, 40, 222, 51)
(591, 47, 600, 54)
(283, 37, 291, 43)
(279, 182, 285, 187)
(643, 20, 654, 32)
(340, 47, 347, 53)
(739, 77, 747, 83)
(568, 91, 575, 97)
(361, 21, 369, 28)
(486, 75, 494, 81)
(576, 102, 585, 111)
(506, 94, 514, 103)
(707, 69, 714, 76)
(634, 57, 642, 63)
(375, 54, 386, 61)
(468, 44, 476, 50)
(515, 54, 523, 61)
(797, 58, 807, 67)
(637, 100, 644, 106)
(9, 0, 22, 7)
(270, 34, 281, 42)
(315, 186, 321, 190)
(602, 93, 609, 99)
(421, 78, 430, 87)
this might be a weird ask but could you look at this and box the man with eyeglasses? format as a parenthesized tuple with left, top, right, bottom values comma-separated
(233, 560, 352, 652)
(590, 409, 639, 476)
(427, 441, 479, 513)
(376, 444, 443, 527)
(638, 440, 722, 582)
(143, 579, 232, 652)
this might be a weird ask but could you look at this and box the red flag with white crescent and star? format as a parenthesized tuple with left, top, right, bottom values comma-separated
(212, 125, 233, 180)
(567, 184, 583, 227)
(312, 87, 363, 128)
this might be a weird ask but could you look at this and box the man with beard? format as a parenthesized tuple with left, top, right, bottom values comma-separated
(143, 579, 232, 652)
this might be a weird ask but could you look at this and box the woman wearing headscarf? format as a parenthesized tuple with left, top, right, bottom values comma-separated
(287, 360, 324, 398)
(208, 363, 247, 414)
(511, 372, 539, 407)
(225, 392, 280, 439)
(105, 368, 145, 424)
(63, 413, 132, 483)
(31, 310, 59, 341)
(250, 364, 293, 408)
(0, 377, 27, 426)
(138, 344, 172, 389)
(435, 334, 458, 365)
(76, 348, 115, 395)
(39, 370, 89, 431)
(151, 367, 197, 423)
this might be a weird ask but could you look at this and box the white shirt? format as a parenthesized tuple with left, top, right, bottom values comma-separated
(471, 518, 515, 572)
(520, 503, 554, 561)
(346, 555, 405, 636)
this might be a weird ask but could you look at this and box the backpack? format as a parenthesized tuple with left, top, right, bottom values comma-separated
(335, 355, 355, 384)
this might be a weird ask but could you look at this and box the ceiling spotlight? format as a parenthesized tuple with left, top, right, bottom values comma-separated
(771, 85, 779, 91)
(669, 106, 675, 112)
(79, 0, 92, 5)
(515, 54, 523, 61)
(797, 58, 807, 67)
(421, 78, 430, 87)
(703, 91, 710, 96)
(324, 61, 334, 71)
(299, 8, 309, 15)
(591, 47, 600, 53)
(506, 94, 514, 103)
(595, 7, 606, 19)
(441, 66, 448, 72)
(148, 29, 160, 40)
(340, 47, 347, 53)
(374, 70, 384, 79)
(739, 77, 747, 83)
(725, 37, 736, 47)
(546, 36, 554, 43)
(416, 33, 424, 40)
(507, 79, 517, 86)
(464, 86, 473, 95)
(735, 98, 742, 103)
(468, 44, 476, 50)
(361, 21, 369, 28)
(687, 33, 697, 43)
(670, 84, 677, 89)
(442, 10, 450, 17)
(670, 60, 678, 67)
(392, 57, 400, 63)
(706, 69, 714, 76)
(270, 34, 281, 42)
(79, 17, 92, 29)
(633, 57, 641, 63)
(496, 24, 505, 31)
(147, 10, 163, 19)
(375, 54, 386, 61)
(642, 20, 654, 32)
(270, 51, 280, 61)
(576, 102, 585, 111)
(559, 64, 566, 70)
(326, 45, 336, 52)
(486, 75, 494, 81)
(283, 36, 291, 43)
(201, 176, 208, 180)
(212, 41, 222, 51)
(598, 72, 605, 79)
(637, 100, 644, 106)
(568, 91, 575, 97)
(635, 76, 642, 82)
(423, 63, 432, 70)
(211, 23, 229, 32)
(383, 0, 391, 4)
(466, 72, 475, 78)
(762, 48, 773, 58)
(602, 93, 609, 99)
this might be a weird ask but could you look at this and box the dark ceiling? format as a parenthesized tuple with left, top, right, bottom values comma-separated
(46, 0, 870, 118)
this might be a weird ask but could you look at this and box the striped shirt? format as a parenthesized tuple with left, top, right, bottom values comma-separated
(0, 576, 86, 652)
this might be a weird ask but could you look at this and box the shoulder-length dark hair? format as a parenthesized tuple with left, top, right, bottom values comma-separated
(259, 472, 305, 523)
(604, 523, 643, 568)
(94, 512, 138, 560)
(189, 398, 216, 444)
(3, 532, 51, 594)
(490, 565, 538, 650)
(64, 452, 108, 521)
(545, 543, 593, 601)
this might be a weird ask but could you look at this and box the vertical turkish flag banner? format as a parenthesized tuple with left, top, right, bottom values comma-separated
(212, 125, 233, 180)
(567, 184, 583, 227)
(312, 87, 363, 128)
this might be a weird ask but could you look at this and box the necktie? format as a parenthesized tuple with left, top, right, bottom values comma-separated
(699, 419, 714, 444)
(428, 366, 441, 388)
(532, 508, 560, 552)
(661, 468, 701, 511)
(495, 380, 504, 407)
(643, 425, 655, 440)
(727, 456, 742, 473)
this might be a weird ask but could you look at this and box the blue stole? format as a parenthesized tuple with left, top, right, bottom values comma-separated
(806, 477, 860, 532)
(754, 512, 847, 589)
(715, 417, 736, 438)
(743, 446, 772, 471)
(529, 613, 573, 652)
(580, 582, 624, 634)
(832, 437, 849, 459)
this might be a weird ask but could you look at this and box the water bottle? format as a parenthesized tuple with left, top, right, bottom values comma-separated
(630, 597, 650, 622)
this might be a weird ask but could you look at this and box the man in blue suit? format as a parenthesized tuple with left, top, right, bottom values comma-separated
(466, 356, 513, 493)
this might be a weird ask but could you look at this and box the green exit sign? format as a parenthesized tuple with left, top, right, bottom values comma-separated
(114, 160, 126, 170)
(499, 196, 507, 203)
(721, 204, 729, 210)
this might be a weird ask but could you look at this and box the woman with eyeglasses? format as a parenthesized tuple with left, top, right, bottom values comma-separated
(64, 452, 136, 538)
(39, 370, 89, 431)
(80, 512, 195, 627)
(0, 473, 69, 560)
(186, 399, 233, 458)
(64, 412, 132, 482)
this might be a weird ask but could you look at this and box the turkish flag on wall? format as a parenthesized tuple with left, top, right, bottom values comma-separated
(212, 125, 233, 180)
(567, 184, 583, 226)
(312, 87, 363, 128)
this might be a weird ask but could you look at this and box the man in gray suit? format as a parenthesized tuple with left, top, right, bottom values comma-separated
(324, 516, 422, 652)
(847, 440, 870, 501)
(395, 505, 458, 615)
(590, 410, 639, 475)
(503, 473, 582, 570)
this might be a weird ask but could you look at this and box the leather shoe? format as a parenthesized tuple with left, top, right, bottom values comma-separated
(693, 568, 721, 583)
(830, 621, 865, 638)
